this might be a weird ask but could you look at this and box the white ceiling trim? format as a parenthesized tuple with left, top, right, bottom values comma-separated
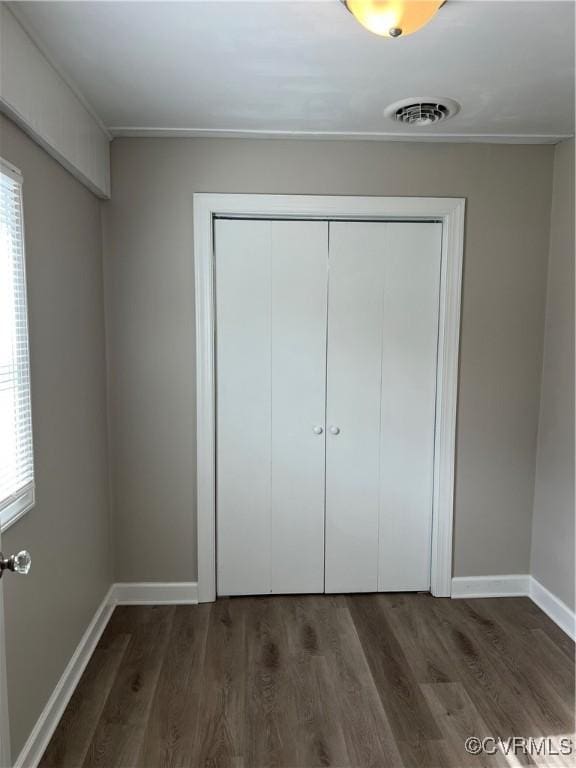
(109, 126, 572, 144)
(7, 2, 111, 141)
(1, 6, 111, 198)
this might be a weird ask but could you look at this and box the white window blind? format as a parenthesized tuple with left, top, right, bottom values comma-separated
(0, 160, 34, 530)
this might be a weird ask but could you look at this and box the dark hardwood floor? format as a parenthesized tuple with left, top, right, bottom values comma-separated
(39, 594, 575, 768)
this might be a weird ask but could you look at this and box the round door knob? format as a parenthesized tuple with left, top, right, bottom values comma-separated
(12, 550, 31, 575)
(0, 550, 31, 578)
(313, 425, 324, 435)
(330, 426, 340, 435)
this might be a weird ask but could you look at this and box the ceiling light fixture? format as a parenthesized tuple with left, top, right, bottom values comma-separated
(343, 0, 445, 38)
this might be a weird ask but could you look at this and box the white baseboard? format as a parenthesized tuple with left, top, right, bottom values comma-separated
(529, 576, 575, 641)
(13, 585, 116, 768)
(451, 574, 530, 598)
(451, 574, 575, 641)
(112, 581, 198, 605)
(13, 581, 198, 767)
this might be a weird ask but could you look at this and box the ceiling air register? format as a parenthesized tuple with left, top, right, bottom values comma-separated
(384, 97, 461, 127)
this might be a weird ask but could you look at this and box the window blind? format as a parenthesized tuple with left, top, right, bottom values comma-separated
(0, 160, 34, 529)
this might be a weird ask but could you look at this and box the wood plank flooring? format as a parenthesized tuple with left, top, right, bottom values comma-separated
(39, 595, 575, 768)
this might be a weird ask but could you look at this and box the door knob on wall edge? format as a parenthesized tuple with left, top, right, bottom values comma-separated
(313, 425, 324, 435)
(0, 550, 31, 578)
(330, 426, 340, 435)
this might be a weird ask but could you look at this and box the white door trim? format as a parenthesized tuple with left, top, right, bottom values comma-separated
(0, 584, 10, 768)
(194, 194, 466, 602)
(0, 531, 11, 768)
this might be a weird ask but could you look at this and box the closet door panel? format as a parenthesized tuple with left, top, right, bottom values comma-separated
(215, 219, 272, 596)
(216, 219, 328, 596)
(324, 222, 386, 593)
(325, 221, 442, 595)
(378, 223, 441, 591)
(271, 221, 328, 593)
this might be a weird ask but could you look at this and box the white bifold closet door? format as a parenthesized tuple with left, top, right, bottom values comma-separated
(215, 219, 328, 596)
(325, 222, 441, 593)
(215, 218, 441, 597)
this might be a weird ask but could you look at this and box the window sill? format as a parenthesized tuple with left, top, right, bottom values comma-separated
(0, 486, 35, 533)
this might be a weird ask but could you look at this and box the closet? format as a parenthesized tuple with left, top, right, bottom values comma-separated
(215, 218, 441, 596)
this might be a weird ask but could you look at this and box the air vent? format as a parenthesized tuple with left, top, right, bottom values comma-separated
(384, 97, 460, 127)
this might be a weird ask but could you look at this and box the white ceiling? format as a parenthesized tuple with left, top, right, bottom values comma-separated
(11, 0, 576, 142)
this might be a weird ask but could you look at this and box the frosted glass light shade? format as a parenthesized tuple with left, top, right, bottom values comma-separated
(345, 0, 443, 38)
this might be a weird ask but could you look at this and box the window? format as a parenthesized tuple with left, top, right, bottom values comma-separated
(0, 160, 34, 530)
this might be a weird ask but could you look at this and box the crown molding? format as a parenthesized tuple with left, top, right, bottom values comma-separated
(109, 126, 573, 144)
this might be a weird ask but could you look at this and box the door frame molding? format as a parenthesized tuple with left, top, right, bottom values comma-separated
(0, 535, 11, 767)
(194, 193, 466, 602)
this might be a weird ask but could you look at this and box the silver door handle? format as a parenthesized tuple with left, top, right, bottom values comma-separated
(313, 425, 324, 435)
(0, 550, 31, 578)
(329, 426, 340, 435)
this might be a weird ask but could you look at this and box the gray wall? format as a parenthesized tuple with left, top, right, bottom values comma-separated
(531, 139, 575, 609)
(0, 115, 112, 759)
(104, 137, 554, 583)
